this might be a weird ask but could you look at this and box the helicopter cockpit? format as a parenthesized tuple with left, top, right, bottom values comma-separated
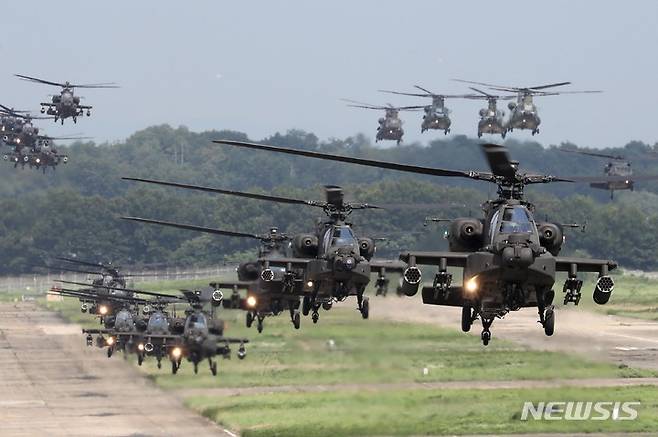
(605, 161, 632, 177)
(321, 225, 358, 255)
(489, 206, 538, 242)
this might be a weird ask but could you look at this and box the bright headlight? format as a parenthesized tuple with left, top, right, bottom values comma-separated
(306, 280, 314, 288)
(137, 343, 145, 351)
(246, 296, 257, 308)
(106, 336, 115, 346)
(465, 277, 478, 294)
(99, 305, 109, 315)
(171, 347, 182, 359)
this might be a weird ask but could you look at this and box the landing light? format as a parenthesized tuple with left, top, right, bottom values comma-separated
(106, 336, 115, 346)
(306, 280, 314, 288)
(246, 296, 257, 308)
(137, 343, 145, 351)
(171, 347, 182, 359)
(465, 277, 478, 294)
(99, 305, 108, 315)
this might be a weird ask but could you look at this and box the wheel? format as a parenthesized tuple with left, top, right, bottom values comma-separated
(360, 297, 369, 319)
(107, 346, 114, 358)
(210, 361, 217, 376)
(246, 312, 253, 328)
(477, 132, 482, 138)
(461, 306, 472, 332)
(257, 318, 264, 333)
(138, 354, 143, 366)
(322, 302, 332, 311)
(302, 295, 311, 316)
(171, 361, 178, 374)
(293, 311, 301, 329)
(157, 360, 162, 369)
(544, 308, 555, 336)
(481, 330, 491, 346)
(194, 362, 199, 374)
(312, 311, 319, 324)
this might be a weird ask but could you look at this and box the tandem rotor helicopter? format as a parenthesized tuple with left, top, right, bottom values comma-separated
(342, 99, 423, 145)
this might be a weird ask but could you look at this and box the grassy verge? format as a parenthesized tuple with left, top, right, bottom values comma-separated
(187, 385, 658, 437)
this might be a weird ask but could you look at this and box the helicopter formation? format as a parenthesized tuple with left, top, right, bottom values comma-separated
(348, 80, 601, 144)
(1, 74, 116, 172)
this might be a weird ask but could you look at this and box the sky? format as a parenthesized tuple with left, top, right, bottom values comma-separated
(2, 1, 657, 149)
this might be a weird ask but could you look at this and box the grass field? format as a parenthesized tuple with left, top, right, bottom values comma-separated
(37, 274, 658, 436)
(187, 386, 658, 437)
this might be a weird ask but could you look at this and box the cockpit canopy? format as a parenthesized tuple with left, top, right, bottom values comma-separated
(499, 206, 535, 234)
(321, 225, 358, 254)
(185, 312, 208, 332)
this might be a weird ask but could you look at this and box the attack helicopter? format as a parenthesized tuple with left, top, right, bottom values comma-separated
(122, 176, 397, 324)
(210, 139, 619, 346)
(557, 149, 658, 199)
(378, 86, 475, 134)
(464, 87, 515, 138)
(454, 79, 601, 135)
(343, 99, 423, 145)
(120, 213, 306, 333)
(15, 74, 118, 124)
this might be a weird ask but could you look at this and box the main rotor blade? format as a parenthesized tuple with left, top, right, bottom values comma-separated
(378, 89, 428, 97)
(414, 84, 435, 95)
(526, 81, 571, 90)
(122, 216, 262, 240)
(123, 177, 317, 207)
(71, 83, 119, 88)
(212, 140, 475, 179)
(56, 280, 185, 300)
(30, 263, 102, 276)
(559, 149, 624, 160)
(55, 256, 106, 269)
(481, 143, 516, 178)
(15, 74, 66, 87)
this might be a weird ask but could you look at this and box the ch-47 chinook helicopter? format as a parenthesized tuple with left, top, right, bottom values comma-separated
(122, 176, 397, 324)
(343, 99, 423, 145)
(15, 74, 118, 124)
(120, 212, 306, 333)
(558, 149, 658, 199)
(211, 139, 619, 346)
(378, 86, 475, 134)
(464, 87, 515, 139)
(454, 79, 601, 135)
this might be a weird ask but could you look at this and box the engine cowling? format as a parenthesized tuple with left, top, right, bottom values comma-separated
(448, 218, 484, 252)
(237, 261, 260, 281)
(508, 102, 517, 110)
(479, 108, 486, 117)
(537, 222, 564, 256)
(292, 234, 318, 258)
(358, 238, 375, 260)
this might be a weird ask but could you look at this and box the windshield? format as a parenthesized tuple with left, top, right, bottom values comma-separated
(499, 206, 534, 234)
(322, 225, 358, 253)
(186, 313, 207, 331)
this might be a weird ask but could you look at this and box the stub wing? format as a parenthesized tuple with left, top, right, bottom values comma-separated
(258, 257, 312, 268)
(399, 251, 470, 268)
(555, 257, 617, 273)
(369, 259, 406, 273)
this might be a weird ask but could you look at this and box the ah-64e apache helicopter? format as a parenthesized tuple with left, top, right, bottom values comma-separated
(123, 176, 400, 325)
(210, 139, 619, 346)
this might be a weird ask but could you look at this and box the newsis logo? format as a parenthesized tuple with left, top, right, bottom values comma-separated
(520, 401, 640, 421)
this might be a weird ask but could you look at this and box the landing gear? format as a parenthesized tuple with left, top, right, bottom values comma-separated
(461, 306, 476, 332)
(157, 358, 162, 369)
(291, 310, 301, 329)
(73, 117, 77, 124)
(302, 295, 311, 316)
(531, 128, 539, 136)
(171, 360, 179, 374)
(137, 353, 144, 366)
(107, 346, 114, 358)
(444, 128, 450, 135)
(193, 362, 199, 374)
(477, 132, 482, 138)
(322, 302, 333, 311)
(501, 131, 507, 139)
(311, 309, 319, 324)
(257, 316, 264, 333)
(480, 318, 493, 346)
(358, 296, 370, 319)
(543, 307, 555, 336)
(396, 139, 402, 146)
(246, 311, 253, 328)
(209, 358, 217, 376)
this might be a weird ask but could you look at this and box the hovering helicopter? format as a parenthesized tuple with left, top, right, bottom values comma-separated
(120, 212, 306, 333)
(378, 86, 475, 135)
(558, 149, 643, 199)
(15, 74, 118, 124)
(454, 79, 601, 135)
(343, 99, 423, 145)
(464, 87, 515, 138)
(209, 140, 619, 346)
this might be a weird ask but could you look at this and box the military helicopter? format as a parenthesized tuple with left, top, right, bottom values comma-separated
(464, 87, 515, 138)
(454, 79, 601, 135)
(378, 86, 475, 134)
(120, 212, 306, 333)
(210, 139, 619, 345)
(343, 99, 423, 145)
(15, 74, 118, 124)
(123, 176, 395, 324)
(558, 149, 652, 199)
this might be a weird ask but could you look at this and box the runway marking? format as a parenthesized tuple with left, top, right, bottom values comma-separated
(224, 429, 238, 437)
(0, 400, 46, 407)
(607, 332, 658, 345)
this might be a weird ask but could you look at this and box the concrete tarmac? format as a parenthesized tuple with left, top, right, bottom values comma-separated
(0, 301, 228, 437)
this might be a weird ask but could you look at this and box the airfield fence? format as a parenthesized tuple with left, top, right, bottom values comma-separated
(0, 264, 238, 296)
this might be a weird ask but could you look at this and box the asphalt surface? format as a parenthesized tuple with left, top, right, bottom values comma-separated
(0, 301, 228, 437)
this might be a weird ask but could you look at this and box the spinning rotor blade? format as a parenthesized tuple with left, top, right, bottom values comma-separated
(56, 280, 186, 300)
(56, 256, 107, 269)
(525, 81, 572, 91)
(15, 74, 119, 88)
(378, 89, 428, 98)
(122, 216, 262, 240)
(30, 263, 103, 276)
(123, 177, 316, 206)
(559, 149, 624, 160)
(481, 143, 517, 178)
(413, 84, 434, 95)
(212, 140, 474, 179)
(15, 74, 66, 87)
(70, 83, 119, 89)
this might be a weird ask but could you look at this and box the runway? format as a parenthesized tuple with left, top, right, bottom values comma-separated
(0, 301, 228, 437)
